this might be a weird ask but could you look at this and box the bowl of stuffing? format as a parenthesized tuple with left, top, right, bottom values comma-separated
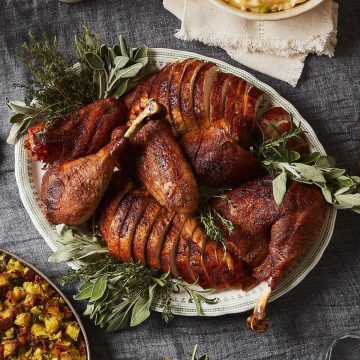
(208, 0, 325, 20)
(0, 250, 90, 359)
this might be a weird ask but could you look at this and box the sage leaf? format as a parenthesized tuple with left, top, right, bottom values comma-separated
(336, 194, 360, 207)
(323, 169, 346, 180)
(293, 163, 326, 183)
(300, 152, 321, 164)
(90, 276, 107, 302)
(10, 113, 26, 124)
(108, 48, 116, 62)
(337, 175, 354, 188)
(113, 44, 121, 56)
(106, 309, 131, 332)
(317, 155, 336, 168)
(79, 280, 94, 292)
(321, 187, 333, 204)
(133, 45, 148, 61)
(334, 186, 350, 196)
(130, 284, 156, 327)
(119, 35, 129, 57)
(114, 56, 129, 70)
(55, 224, 76, 242)
(100, 44, 108, 60)
(6, 99, 39, 115)
(6, 122, 26, 145)
(115, 63, 143, 79)
(113, 79, 129, 98)
(83, 304, 95, 316)
(48, 244, 81, 263)
(85, 52, 105, 71)
(272, 171, 287, 205)
(75, 284, 94, 301)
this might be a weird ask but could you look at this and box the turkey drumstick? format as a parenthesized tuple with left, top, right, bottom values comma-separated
(211, 176, 327, 332)
(41, 100, 161, 225)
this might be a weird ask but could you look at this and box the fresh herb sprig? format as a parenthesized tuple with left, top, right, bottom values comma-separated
(255, 120, 360, 209)
(50, 224, 217, 331)
(75, 26, 149, 99)
(196, 187, 236, 254)
(6, 26, 149, 144)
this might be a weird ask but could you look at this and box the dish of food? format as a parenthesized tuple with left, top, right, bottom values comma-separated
(9, 29, 359, 333)
(222, 0, 308, 13)
(14, 43, 341, 329)
(208, 0, 324, 20)
(0, 249, 90, 359)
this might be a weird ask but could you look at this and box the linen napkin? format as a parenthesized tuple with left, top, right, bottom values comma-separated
(163, 0, 338, 86)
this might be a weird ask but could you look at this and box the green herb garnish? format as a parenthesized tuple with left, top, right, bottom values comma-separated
(255, 119, 360, 210)
(196, 187, 236, 254)
(50, 224, 217, 331)
(6, 26, 149, 144)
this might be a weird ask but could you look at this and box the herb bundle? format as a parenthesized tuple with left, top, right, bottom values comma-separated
(50, 224, 217, 331)
(255, 120, 360, 210)
(6, 26, 149, 144)
(196, 187, 236, 254)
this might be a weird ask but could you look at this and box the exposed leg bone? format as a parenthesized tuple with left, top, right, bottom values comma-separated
(247, 283, 272, 333)
(124, 99, 161, 139)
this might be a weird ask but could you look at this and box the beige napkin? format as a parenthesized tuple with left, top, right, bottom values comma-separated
(163, 0, 338, 86)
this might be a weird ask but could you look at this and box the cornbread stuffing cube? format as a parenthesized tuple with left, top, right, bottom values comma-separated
(32, 348, 45, 360)
(31, 323, 48, 338)
(4, 327, 15, 339)
(13, 286, 26, 300)
(23, 281, 42, 295)
(15, 312, 31, 327)
(3, 339, 18, 357)
(45, 315, 59, 334)
(0, 273, 11, 286)
(48, 305, 62, 319)
(65, 322, 80, 341)
(23, 294, 36, 307)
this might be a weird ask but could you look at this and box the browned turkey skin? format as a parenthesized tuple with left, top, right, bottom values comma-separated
(98, 178, 258, 291)
(99, 175, 326, 291)
(25, 97, 128, 164)
(125, 59, 264, 188)
(129, 119, 199, 214)
(29, 57, 328, 333)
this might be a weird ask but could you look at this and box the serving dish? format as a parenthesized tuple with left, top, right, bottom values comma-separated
(14, 47, 336, 318)
(0, 248, 91, 359)
(208, 0, 325, 20)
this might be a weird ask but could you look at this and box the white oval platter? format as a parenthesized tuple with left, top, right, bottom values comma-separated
(208, 0, 325, 21)
(15, 48, 336, 317)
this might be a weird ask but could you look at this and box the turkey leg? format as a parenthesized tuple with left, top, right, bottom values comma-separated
(41, 100, 160, 225)
(247, 284, 271, 333)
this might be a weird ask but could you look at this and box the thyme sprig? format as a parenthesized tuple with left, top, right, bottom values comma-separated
(6, 26, 149, 144)
(50, 224, 217, 331)
(254, 118, 360, 210)
(196, 187, 236, 254)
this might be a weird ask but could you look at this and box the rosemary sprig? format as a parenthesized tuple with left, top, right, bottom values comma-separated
(255, 119, 360, 210)
(196, 187, 236, 254)
(50, 224, 217, 331)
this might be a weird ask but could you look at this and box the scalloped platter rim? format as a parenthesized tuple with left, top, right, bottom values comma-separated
(14, 48, 336, 317)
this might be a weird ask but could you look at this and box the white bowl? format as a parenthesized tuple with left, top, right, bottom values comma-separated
(208, 0, 325, 20)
